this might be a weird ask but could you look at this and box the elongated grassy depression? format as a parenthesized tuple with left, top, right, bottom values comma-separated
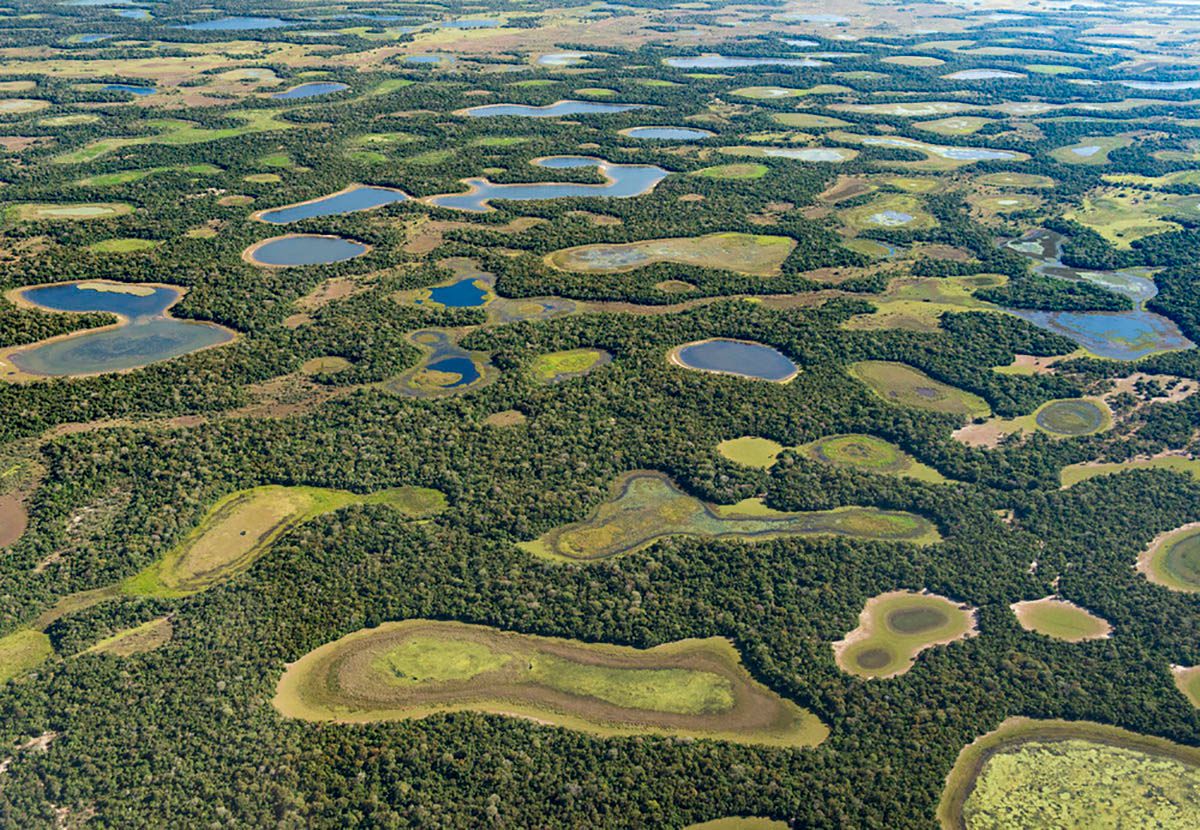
(850, 361, 991, 417)
(833, 591, 977, 679)
(520, 471, 938, 562)
(274, 620, 828, 747)
(1010, 597, 1111, 642)
(718, 434, 948, 482)
(546, 233, 796, 277)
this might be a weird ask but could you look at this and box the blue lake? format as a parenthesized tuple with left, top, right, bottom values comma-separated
(273, 82, 349, 100)
(1120, 79, 1200, 90)
(424, 279, 489, 308)
(103, 83, 155, 95)
(439, 18, 501, 29)
(258, 185, 410, 224)
(9, 282, 233, 377)
(463, 100, 642, 117)
(386, 329, 490, 395)
(178, 17, 294, 31)
(248, 235, 368, 267)
(673, 339, 798, 382)
(666, 55, 827, 69)
(427, 156, 668, 212)
(623, 126, 713, 140)
(426, 356, 480, 386)
(78, 34, 113, 43)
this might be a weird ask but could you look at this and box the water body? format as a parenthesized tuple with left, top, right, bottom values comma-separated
(9, 282, 233, 377)
(1072, 145, 1101, 157)
(178, 17, 294, 31)
(1005, 229, 1193, 359)
(666, 55, 827, 69)
(764, 147, 851, 161)
(258, 186, 410, 224)
(674, 339, 798, 382)
(114, 8, 148, 18)
(537, 52, 587, 66)
(943, 69, 1026, 80)
(1120, 79, 1200, 90)
(423, 279, 489, 308)
(870, 210, 915, 227)
(386, 329, 489, 396)
(427, 156, 668, 212)
(272, 82, 349, 100)
(622, 126, 713, 140)
(103, 83, 155, 95)
(862, 137, 1020, 161)
(78, 34, 113, 43)
(439, 18, 501, 29)
(463, 100, 642, 117)
(404, 55, 453, 65)
(247, 235, 368, 267)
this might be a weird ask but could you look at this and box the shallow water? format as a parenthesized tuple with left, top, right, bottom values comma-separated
(259, 185, 410, 223)
(178, 16, 293, 31)
(623, 126, 713, 140)
(464, 100, 642, 117)
(249, 235, 367, 266)
(272, 82, 349, 100)
(103, 83, 154, 95)
(666, 55, 827, 69)
(943, 69, 1025, 80)
(439, 18, 501, 29)
(675, 339, 797, 381)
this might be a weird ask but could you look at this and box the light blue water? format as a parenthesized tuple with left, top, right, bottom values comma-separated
(537, 52, 587, 66)
(425, 356, 480, 386)
(439, 18, 501, 29)
(623, 126, 713, 140)
(427, 156, 667, 212)
(404, 55, 452, 64)
(464, 100, 642, 117)
(666, 55, 827, 69)
(78, 34, 113, 42)
(272, 82, 349, 100)
(178, 17, 294, 31)
(114, 8, 148, 19)
(675, 339, 797, 381)
(258, 185, 410, 224)
(944, 69, 1025, 80)
(103, 83, 155, 95)
(248, 235, 368, 266)
(1121, 79, 1200, 90)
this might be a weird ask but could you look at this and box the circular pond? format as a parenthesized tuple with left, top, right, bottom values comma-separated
(671, 339, 798, 382)
(621, 126, 714, 141)
(246, 235, 368, 267)
(1034, 399, 1108, 436)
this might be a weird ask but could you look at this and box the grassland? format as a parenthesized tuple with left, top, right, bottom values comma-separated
(123, 485, 446, 598)
(1138, 523, 1200, 592)
(771, 113, 849, 129)
(1050, 135, 1133, 165)
(0, 493, 28, 549)
(976, 172, 1056, 188)
(849, 361, 991, 417)
(731, 85, 850, 99)
(519, 471, 939, 562)
(833, 591, 977, 679)
(719, 146, 858, 163)
(717, 437, 785, 468)
(844, 275, 1002, 333)
(692, 163, 768, 180)
(528, 349, 610, 383)
(10, 203, 131, 221)
(0, 630, 53, 684)
(955, 398, 1111, 446)
(87, 238, 160, 254)
(969, 193, 1042, 215)
(938, 718, 1200, 829)
(686, 820, 786, 830)
(1011, 597, 1111, 642)
(1174, 666, 1200, 708)
(1061, 456, 1200, 487)
(915, 117, 992, 136)
(718, 434, 947, 482)
(0, 98, 49, 116)
(546, 233, 796, 277)
(274, 620, 828, 747)
(1065, 187, 1194, 248)
(53, 111, 298, 165)
(82, 617, 172, 657)
(77, 163, 220, 187)
(841, 194, 937, 232)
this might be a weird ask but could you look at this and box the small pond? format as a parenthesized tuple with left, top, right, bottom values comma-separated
(439, 18, 501, 29)
(272, 82, 349, 100)
(104, 83, 154, 95)
(537, 52, 588, 66)
(463, 100, 643, 117)
(421, 279, 489, 308)
(943, 69, 1025, 80)
(622, 126, 713, 140)
(666, 55, 827, 69)
(178, 17, 294, 31)
(258, 185, 410, 224)
(78, 34, 113, 42)
(247, 235, 368, 267)
(672, 338, 798, 382)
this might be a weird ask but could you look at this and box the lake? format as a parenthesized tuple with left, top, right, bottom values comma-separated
(421, 279, 489, 308)
(258, 185, 410, 223)
(178, 17, 294, 31)
(272, 82, 349, 100)
(463, 100, 643, 117)
(427, 156, 667, 212)
(103, 83, 155, 95)
(943, 69, 1025, 80)
(247, 235, 368, 267)
(439, 18, 501, 29)
(666, 55, 827, 69)
(672, 339, 798, 382)
(622, 126, 713, 140)
(7, 281, 233, 377)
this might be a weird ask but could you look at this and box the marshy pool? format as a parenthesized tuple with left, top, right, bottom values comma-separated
(621, 126, 713, 140)
(462, 100, 643, 117)
(272, 82, 349, 100)
(246, 235, 368, 267)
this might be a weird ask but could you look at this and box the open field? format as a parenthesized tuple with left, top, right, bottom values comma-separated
(0, 98, 49, 116)
(1138, 523, 1200, 592)
(914, 117, 993, 136)
(717, 437, 785, 469)
(0, 493, 27, 549)
(1050, 136, 1133, 165)
(528, 349, 610, 383)
(833, 591, 977, 679)
(1061, 456, 1200, 487)
(519, 471, 938, 562)
(76, 163, 219, 187)
(10, 202, 131, 221)
(0, 630, 53, 684)
(123, 485, 446, 598)
(954, 397, 1111, 447)
(938, 718, 1200, 830)
(719, 434, 947, 482)
(1174, 666, 1200, 708)
(840, 194, 936, 232)
(976, 172, 1056, 189)
(719, 145, 858, 163)
(730, 85, 849, 99)
(546, 233, 796, 277)
(850, 361, 991, 417)
(844, 275, 1002, 333)
(771, 113, 848, 129)
(1011, 597, 1111, 642)
(686, 820, 786, 830)
(692, 163, 768, 180)
(87, 238, 160, 254)
(1065, 187, 1195, 249)
(274, 620, 828, 747)
(82, 617, 172, 657)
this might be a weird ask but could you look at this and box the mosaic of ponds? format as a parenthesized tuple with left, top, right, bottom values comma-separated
(1005, 229, 1194, 360)
(272, 82, 349, 100)
(426, 156, 668, 213)
(258, 185, 410, 224)
(671, 339, 798, 382)
(462, 101, 642, 118)
(1, 281, 233, 378)
(383, 329, 493, 397)
(247, 235, 367, 267)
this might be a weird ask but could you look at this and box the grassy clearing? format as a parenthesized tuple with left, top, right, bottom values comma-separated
(1138, 523, 1200, 592)
(832, 101, 970, 117)
(915, 116, 992, 136)
(938, 718, 1200, 830)
(1050, 135, 1133, 165)
(692, 163, 768, 180)
(77, 163, 220, 187)
(123, 485, 445, 598)
(547, 233, 796, 277)
(719, 145, 858, 163)
(955, 397, 1111, 446)
(0, 98, 49, 116)
(977, 172, 1056, 188)
(717, 437, 784, 468)
(528, 348, 609, 383)
(719, 434, 948, 482)
(87, 238, 159, 254)
(834, 591, 977, 679)
(848, 274, 1004, 332)
(274, 619, 828, 747)
(484, 409, 526, 427)
(731, 85, 849, 99)
(1061, 456, 1200, 487)
(841, 194, 937, 232)
(850, 361, 991, 417)
(11, 202, 131, 221)
(519, 471, 938, 562)
(883, 55, 945, 66)
(0, 630, 53, 683)
(686, 820, 786, 830)
(82, 617, 172, 657)
(771, 112, 848, 129)
(1174, 666, 1200, 708)
(970, 193, 1042, 215)
(1065, 187, 1194, 249)
(1011, 597, 1111, 642)
(54, 111, 298, 165)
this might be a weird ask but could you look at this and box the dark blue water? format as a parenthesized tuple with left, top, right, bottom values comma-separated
(623, 126, 713, 140)
(426, 356, 479, 387)
(675, 339, 798, 381)
(273, 82, 349, 100)
(666, 55, 827, 69)
(259, 185, 410, 224)
(464, 100, 642, 117)
(103, 83, 155, 95)
(23, 283, 175, 318)
(178, 17, 294, 31)
(426, 279, 488, 307)
(249, 235, 368, 266)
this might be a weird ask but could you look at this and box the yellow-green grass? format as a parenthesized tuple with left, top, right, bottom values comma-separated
(257, 152, 293, 168)
(368, 78, 414, 96)
(10, 202, 131, 221)
(840, 194, 937, 232)
(40, 114, 100, 127)
(938, 718, 1200, 830)
(885, 175, 944, 193)
(86, 238, 159, 254)
(1104, 169, 1200, 189)
(1061, 456, 1200, 487)
(404, 149, 454, 166)
(718, 145, 858, 163)
(717, 437, 784, 469)
(546, 233, 796, 277)
(1049, 135, 1133, 165)
(1065, 188, 1195, 249)
(471, 136, 529, 147)
(843, 239, 896, 259)
(1174, 666, 1200, 708)
(915, 116, 993, 136)
(274, 619, 828, 748)
(976, 172, 1056, 188)
(844, 275, 1003, 333)
(0, 81, 35, 93)
(686, 819, 786, 830)
(0, 98, 49, 116)
(1027, 63, 1083, 75)
(53, 111, 297, 165)
(1137, 523, 1200, 593)
(849, 361, 991, 418)
(831, 101, 971, 117)
(82, 617, 172, 657)
(518, 471, 939, 563)
(730, 85, 850, 99)
(771, 112, 849, 129)
(123, 485, 446, 598)
(300, 356, 352, 375)
(76, 163, 219, 187)
(830, 131, 1029, 170)
(882, 55, 945, 67)
(955, 397, 1111, 446)
(529, 348, 609, 383)
(244, 173, 280, 184)
(575, 87, 616, 97)
(719, 434, 947, 482)
(0, 630, 52, 684)
(833, 591, 977, 679)
(484, 409, 526, 427)
(1011, 597, 1111, 642)
(692, 163, 768, 180)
